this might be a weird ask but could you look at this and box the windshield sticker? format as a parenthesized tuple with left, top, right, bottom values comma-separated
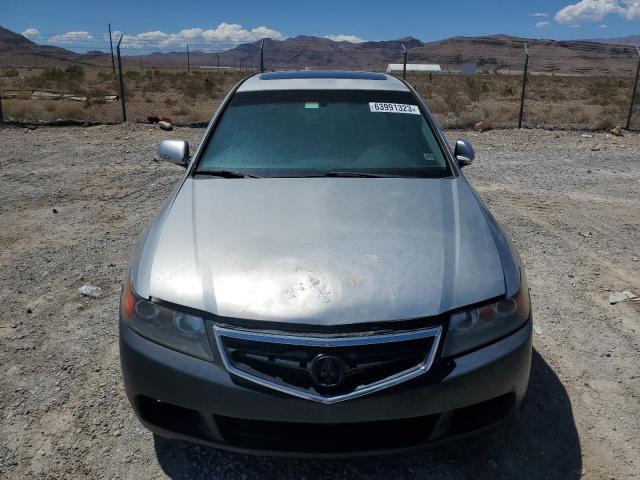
(423, 153, 438, 162)
(305, 102, 320, 109)
(369, 102, 420, 114)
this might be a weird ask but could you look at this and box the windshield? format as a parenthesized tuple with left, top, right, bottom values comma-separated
(196, 90, 451, 178)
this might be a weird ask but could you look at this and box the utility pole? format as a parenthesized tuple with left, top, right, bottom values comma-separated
(108, 23, 115, 74)
(518, 43, 529, 129)
(187, 44, 190, 74)
(217, 52, 220, 69)
(625, 45, 640, 130)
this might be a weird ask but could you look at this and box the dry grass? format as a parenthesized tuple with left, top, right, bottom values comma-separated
(408, 72, 636, 129)
(1, 67, 638, 129)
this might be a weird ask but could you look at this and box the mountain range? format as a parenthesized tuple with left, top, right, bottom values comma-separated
(0, 26, 638, 75)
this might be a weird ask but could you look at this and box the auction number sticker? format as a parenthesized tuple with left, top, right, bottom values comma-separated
(369, 102, 420, 114)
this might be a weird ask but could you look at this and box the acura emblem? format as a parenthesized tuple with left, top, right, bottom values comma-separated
(310, 354, 345, 387)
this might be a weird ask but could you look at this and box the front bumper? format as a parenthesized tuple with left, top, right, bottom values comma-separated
(120, 318, 532, 456)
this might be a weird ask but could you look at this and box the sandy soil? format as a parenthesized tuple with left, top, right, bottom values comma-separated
(0, 124, 638, 479)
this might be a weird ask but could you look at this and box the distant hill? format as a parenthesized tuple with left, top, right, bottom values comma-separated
(121, 33, 640, 75)
(144, 35, 423, 70)
(0, 26, 109, 67)
(409, 34, 638, 75)
(583, 35, 640, 47)
(0, 25, 65, 55)
(0, 26, 637, 75)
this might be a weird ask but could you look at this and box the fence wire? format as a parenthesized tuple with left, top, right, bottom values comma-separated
(0, 36, 639, 130)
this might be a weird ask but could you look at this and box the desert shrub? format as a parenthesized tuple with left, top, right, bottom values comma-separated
(464, 76, 482, 102)
(125, 70, 140, 80)
(97, 71, 115, 82)
(84, 87, 110, 107)
(36, 66, 85, 91)
(39, 68, 67, 83)
(64, 66, 85, 80)
(425, 96, 446, 113)
(43, 101, 57, 112)
(481, 102, 516, 124)
(172, 105, 191, 116)
(441, 82, 467, 115)
(458, 110, 481, 127)
(500, 83, 515, 97)
(54, 103, 86, 119)
(4, 68, 19, 78)
(566, 106, 592, 125)
(594, 115, 616, 130)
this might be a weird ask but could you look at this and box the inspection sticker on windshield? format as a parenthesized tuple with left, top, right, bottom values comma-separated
(369, 102, 420, 114)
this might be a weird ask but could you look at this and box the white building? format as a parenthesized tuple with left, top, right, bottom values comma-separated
(386, 63, 442, 73)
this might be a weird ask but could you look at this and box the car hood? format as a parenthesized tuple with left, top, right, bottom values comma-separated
(146, 177, 506, 325)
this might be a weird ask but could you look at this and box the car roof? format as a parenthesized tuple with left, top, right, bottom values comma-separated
(237, 70, 410, 92)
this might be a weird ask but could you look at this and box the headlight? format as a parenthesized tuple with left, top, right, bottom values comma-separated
(121, 276, 213, 361)
(442, 270, 530, 357)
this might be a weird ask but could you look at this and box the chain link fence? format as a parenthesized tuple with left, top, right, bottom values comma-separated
(1, 36, 639, 130)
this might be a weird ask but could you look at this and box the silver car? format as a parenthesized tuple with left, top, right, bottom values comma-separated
(120, 70, 532, 456)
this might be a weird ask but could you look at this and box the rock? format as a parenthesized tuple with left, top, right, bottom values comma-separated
(52, 208, 58, 214)
(157, 121, 173, 131)
(533, 323, 543, 335)
(581, 134, 593, 138)
(622, 290, 637, 300)
(78, 285, 103, 298)
(610, 126, 624, 137)
(473, 121, 492, 133)
(579, 231, 592, 237)
(591, 145, 601, 151)
(609, 291, 628, 304)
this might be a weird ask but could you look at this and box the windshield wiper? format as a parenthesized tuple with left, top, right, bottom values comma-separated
(195, 170, 261, 179)
(324, 171, 387, 178)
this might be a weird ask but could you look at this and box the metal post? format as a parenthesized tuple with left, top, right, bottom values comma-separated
(217, 52, 220, 69)
(402, 44, 407, 80)
(625, 46, 640, 130)
(108, 23, 115, 74)
(260, 39, 265, 73)
(0, 91, 4, 125)
(518, 43, 529, 129)
(116, 35, 127, 123)
(187, 45, 190, 74)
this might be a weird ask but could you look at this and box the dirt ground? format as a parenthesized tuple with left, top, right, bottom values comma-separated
(0, 123, 638, 479)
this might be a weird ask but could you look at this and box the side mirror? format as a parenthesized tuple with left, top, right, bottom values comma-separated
(158, 140, 190, 167)
(454, 138, 475, 167)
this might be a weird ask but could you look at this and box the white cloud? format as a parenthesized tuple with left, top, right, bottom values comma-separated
(532, 12, 549, 17)
(116, 23, 284, 48)
(48, 31, 94, 43)
(535, 21, 551, 27)
(555, 0, 640, 24)
(324, 34, 367, 43)
(22, 27, 40, 38)
(597, 23, 609, 27)
(44, 23, 284, 50)
(570, 24, 582, 27)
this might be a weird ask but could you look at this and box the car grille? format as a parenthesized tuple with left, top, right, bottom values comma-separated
(213, 324, 442, 404)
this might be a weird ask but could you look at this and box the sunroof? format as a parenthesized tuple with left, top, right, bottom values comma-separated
(260, 71, 387, 81)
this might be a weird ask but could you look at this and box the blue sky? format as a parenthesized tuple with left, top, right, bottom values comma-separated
(3, 0, 639, 47)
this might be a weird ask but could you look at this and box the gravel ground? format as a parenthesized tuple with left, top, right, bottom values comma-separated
(0, 123, 638, 479)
